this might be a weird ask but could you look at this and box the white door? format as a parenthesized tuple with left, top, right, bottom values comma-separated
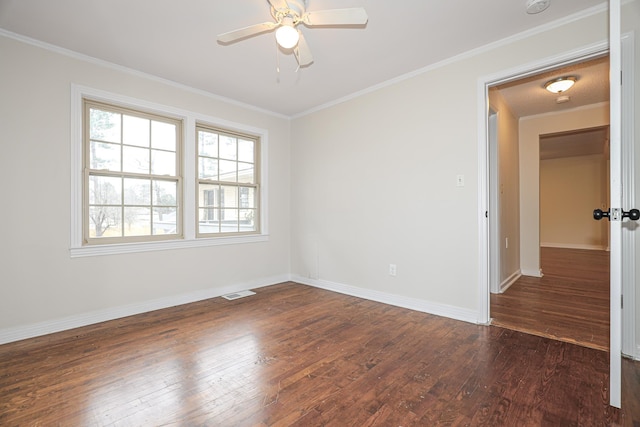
(608, 0, 622, 409)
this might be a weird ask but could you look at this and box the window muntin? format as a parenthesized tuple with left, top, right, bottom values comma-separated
(84, 101, 182, 244)
(197, 126, 259, 236)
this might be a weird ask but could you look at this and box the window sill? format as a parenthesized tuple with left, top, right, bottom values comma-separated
(69, 234, 269, 258)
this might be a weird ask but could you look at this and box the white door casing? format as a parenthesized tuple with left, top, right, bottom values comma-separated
(608, 0, 622, 409)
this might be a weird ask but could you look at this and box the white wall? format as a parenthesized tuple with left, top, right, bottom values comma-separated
(489, 89, 521, 289)
(519, 104, 609, 276)
(0, 35, 291, 340)
(290, 8, 612, 320)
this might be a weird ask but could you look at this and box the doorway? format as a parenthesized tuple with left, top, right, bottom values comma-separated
(491, 123, 611, 350)
(483, 54, 612, 348)
(478, 22, 635, 411)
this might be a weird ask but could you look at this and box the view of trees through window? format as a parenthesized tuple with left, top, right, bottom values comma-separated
(86, 102, 180, 242)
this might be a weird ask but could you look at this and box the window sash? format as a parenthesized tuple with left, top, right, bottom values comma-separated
(83, 100, 183, 245)
(196, 125, 260, 237)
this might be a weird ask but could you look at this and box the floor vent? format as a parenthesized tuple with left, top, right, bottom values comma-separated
(221, 290, 256, 301)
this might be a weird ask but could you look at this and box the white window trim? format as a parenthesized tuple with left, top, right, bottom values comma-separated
(70, 84, 269, 258)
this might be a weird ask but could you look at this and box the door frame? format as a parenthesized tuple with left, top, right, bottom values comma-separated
(477, 34, 636, 406)
(477, 39, 609, 322)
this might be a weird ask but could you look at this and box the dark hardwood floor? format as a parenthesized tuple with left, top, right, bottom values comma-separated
(491, 247, 610, 351)
(1, 282, 639, 425)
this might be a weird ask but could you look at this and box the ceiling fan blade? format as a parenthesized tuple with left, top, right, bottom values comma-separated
(303, 8, 368, 26)
(217, 22, 278, 44)
(294, 31, 313, 66)
(267, 0, 289, 11)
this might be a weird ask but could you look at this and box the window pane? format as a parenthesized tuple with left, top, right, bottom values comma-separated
(124, 207, 151, 236)
(219, 135, 237, 160)
(90, 108, 121, 143)
(199, 158, 218, 180)
(221, 209, 239, 233)
(219, 160, 237, 182)
(153, 207, 177, 235)
(198, 131, 218, 157)
(89, 206, 122, 238)
(238, 139, 254, 163)
(90, 141, 121, 171)
(124, 178, 151, 205)
(199, 183, 220, 208)
(123, 146, 150, 174)
(152, 121, 176, 151)
(123, 115, 150, 147)
(151, 150, 176, 176)
(220, 186, 238, 208)
(199, 208, 220, 233)
(89, 176, 121, 205)
(153, 180, 177, 206)
(239, 187, 255, 209)
(237, 163, 254, 184)
(240, 209, 256, 232)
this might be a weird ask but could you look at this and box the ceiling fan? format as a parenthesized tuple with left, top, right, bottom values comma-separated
(217, 0, 368, 67)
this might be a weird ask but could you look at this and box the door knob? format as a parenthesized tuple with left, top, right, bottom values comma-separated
(624, 208, 640, 220)
(593, 208, 640, 221)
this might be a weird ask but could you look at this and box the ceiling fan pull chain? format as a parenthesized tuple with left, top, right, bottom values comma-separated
(276, 41, 281, 82)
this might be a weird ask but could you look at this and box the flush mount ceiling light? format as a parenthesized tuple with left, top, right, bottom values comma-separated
(526, 0, 551, 14)
(544, 76, 577, 94)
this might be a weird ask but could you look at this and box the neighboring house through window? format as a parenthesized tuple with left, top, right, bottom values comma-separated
(197, 125, 259, 236)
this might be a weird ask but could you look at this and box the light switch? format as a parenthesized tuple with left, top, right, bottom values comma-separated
(456, 175, 465, 187)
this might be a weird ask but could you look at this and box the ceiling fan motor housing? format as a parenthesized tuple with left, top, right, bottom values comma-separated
(272, 0, 306, 23)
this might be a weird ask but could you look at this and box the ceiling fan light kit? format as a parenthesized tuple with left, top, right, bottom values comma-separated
(217, 0, 368, 68)
(275, 21, 299, 49)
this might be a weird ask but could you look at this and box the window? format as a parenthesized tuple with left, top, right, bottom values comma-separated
(197, 125, 259, 236)
(84, 100, 182, 244)
(71, 85, 268, 257)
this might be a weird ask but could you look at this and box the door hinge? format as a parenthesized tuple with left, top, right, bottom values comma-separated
(621, 294, 624, 309)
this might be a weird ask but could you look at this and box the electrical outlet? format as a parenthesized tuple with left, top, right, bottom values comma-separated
(389, 264, 397, 277)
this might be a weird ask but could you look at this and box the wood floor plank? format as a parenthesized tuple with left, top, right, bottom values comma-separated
(1, 282, 638, 425)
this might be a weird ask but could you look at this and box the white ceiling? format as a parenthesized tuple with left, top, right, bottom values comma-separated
(0, 0, 609, 117)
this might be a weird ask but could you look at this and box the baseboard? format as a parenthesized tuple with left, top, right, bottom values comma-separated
(541, 242, 608, 251)
(521, 269, 543, 278)
(0, 274, 291, 345)
(292, 275, 479, 325)
(500, 271, 522, 293)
